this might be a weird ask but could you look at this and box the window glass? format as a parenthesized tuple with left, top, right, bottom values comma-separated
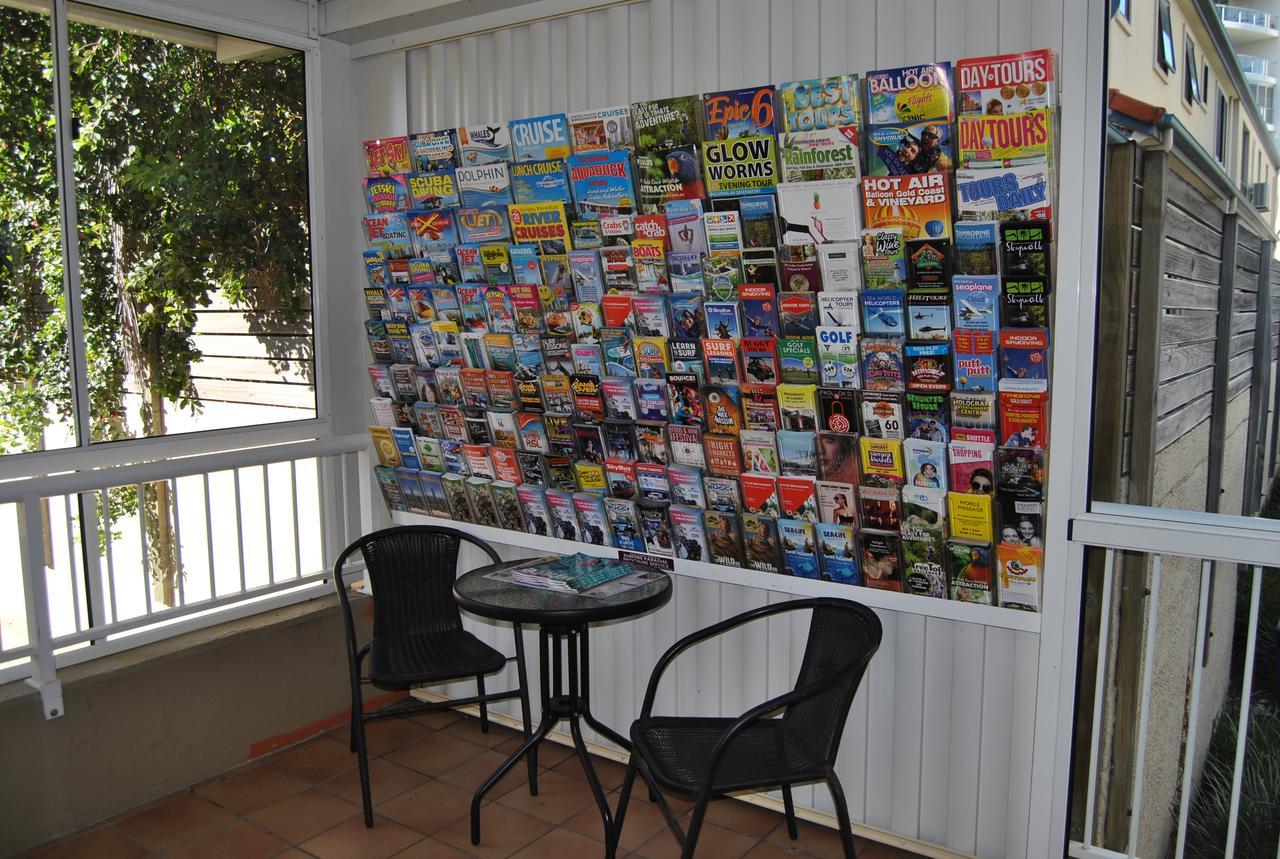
(1183, 39, 1201, 105)
(67, 4, 315, 444)
(0, 2, 76, 454)
(1214, 91, 1227, 162)
(1157, 1, 1176, 73)
(1092, 126, 1277, 515)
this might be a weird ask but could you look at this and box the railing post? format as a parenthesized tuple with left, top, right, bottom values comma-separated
(18, 493, 63, 719)
(1223, 566, 1264, 858)
(1125, 555, 1162, 858)
(357, 446, 374, 539)
(79, 491, 107, 631)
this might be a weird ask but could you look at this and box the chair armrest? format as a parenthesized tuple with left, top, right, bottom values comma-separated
(332, 546, 367, 674)
(697, 663, 853, 790)
(453, 531, 502, 566)
(638, 599, 833, 718)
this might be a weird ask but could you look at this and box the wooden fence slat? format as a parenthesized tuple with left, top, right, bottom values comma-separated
(1155, 392, 1213, 451)
(1166, 168, 1227, 227)
(1156, 365, 1214, 416)
(1164, 203, 1222, 253)
(189, 356, 313, 384)
(1159, 338, 1213, 381)
(194, 311, 312, 336)
(1162, 277, 1219, 311)
(1233, 268, 1259, 294)
(1162, 241, 1222, 285)
(1161, 312, 1219, 347)
(190, 334, 312, 360)
(1233, 289, 1259, 312)
(190, 379, 316, 409)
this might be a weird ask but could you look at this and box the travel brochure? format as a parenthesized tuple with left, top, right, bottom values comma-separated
(363, 49, 1054, 613)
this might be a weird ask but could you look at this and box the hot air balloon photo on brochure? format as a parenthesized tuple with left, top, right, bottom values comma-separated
(861, 173, 954, 242)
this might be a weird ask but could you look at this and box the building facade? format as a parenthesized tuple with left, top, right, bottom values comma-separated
(1112, 0, 1280, 210)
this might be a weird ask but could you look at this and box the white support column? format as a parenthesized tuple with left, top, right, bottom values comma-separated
(357, 447, 375, 538)
(1028, 0, 1109, 852)
(18, 493, 63, 719)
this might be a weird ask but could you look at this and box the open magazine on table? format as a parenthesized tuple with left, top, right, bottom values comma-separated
(486, 553, 664, 597)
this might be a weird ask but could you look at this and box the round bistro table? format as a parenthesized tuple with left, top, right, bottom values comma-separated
(453, 559, 673, 848)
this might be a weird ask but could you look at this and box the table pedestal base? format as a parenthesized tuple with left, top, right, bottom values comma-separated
(470, 623, 628, 846)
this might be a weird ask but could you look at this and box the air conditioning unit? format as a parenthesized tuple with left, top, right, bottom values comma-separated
(1249, 181, 1271, 210)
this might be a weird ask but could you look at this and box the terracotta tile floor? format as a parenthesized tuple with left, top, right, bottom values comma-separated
(24, 708, 925, 859)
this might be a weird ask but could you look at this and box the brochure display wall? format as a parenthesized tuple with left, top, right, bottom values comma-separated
(360, 52, 1054, 619)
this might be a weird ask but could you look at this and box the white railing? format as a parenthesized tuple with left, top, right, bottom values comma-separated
(1218, 4, 1277, 31)
(1066, 514, 1279, 859)
(0, 433, 372, 718)
(1239, 54, 1275, 77)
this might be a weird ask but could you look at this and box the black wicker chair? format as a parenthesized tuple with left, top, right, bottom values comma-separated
(611, 598, 882, 859)
(333, 525, 534, 828)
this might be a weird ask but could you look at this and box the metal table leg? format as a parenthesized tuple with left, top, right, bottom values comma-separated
(469, 622, 624, 848)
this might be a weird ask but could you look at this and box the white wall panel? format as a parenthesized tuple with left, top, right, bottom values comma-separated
(947, 623, 985, 853)
(351, 1, 1078, 853)
(863, 608, 897, 829)
(977, 627, 1017, 858)
(353, 51, 406, 141)
(918, 617, 956, 844)
(890, 614, 926, 835)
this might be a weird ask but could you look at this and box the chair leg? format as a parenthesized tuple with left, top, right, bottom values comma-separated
(610, 754, 640, 859)
(637, 763, 685, 847)
(682, 791, 711, 859)
(782, 784, 799, 840)
(826, 772, 857, 859)
(348, 690, 359, 753)
(348, 665, 362, 754)
(476, 674, 489, 733)
(352, 693, 374, 828)
(512, 622, 536, 793)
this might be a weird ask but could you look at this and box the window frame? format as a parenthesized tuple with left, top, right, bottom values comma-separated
(1214, 87, 1228, 163)
(1155, 0, 1176, 76)
(1182, 32, 1202, 107)
(1111, 0, 1130, 23)
(1242, 126, 1252, 190)
(0, 0, 330, 482)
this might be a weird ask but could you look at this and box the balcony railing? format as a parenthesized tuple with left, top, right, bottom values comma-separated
(1217, 4, 1276, 31)
(1238, 54, 1275, 77)
(0, 433, 373, 718)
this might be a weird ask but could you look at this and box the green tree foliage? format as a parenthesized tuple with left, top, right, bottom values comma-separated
(69, 18, 311, 440)
(0, 8, 310, 603)
(0, 9, 67, 453)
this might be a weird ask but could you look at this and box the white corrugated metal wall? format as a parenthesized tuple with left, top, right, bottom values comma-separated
(351, 2, 1072, 855)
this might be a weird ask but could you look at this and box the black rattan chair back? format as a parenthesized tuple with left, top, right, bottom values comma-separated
(783, 600, 882, 763)
(351, 526, 498, 641)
